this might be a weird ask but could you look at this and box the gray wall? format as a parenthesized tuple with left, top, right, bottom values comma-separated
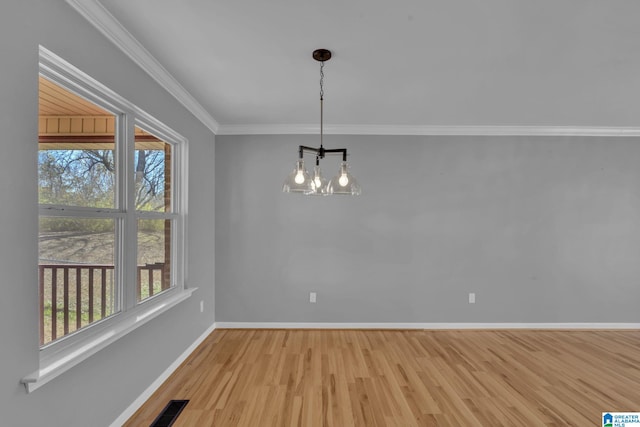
(216, 134, 640, 323)
(0, 1, 215, 426)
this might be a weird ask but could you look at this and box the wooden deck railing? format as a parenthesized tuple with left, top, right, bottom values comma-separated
(39, 263, 167, 345)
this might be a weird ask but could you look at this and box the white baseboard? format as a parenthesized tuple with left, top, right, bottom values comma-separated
(214, 322, 640, 330)
(109, 323, 216, 427)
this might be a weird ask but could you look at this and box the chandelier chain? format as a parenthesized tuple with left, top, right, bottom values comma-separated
(319, 61, 324, 148)
(319, 61, 325, 101)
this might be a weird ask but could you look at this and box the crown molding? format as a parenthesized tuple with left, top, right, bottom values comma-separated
(62, 1, 640, 139)
(217, 123, 640, 136)
(65, 0, 220, 134)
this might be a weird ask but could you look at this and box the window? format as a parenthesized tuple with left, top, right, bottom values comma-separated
(134, 127, 174, 303)
(38, 76, 120, 345)
(27, 47, 191, 391)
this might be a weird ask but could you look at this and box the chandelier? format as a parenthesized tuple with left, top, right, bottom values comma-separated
(282, 49, 361, 196)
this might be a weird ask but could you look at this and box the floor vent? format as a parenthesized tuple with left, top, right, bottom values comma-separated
(150, 399, 189, 427)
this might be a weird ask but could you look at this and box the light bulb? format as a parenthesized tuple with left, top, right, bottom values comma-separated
(338, 174, 349, 186)
(314, 176, 322, 188)
(294, 170, 305, 184)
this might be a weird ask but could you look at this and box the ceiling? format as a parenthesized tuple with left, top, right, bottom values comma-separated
(39, 76, 111, 117)
(94, 0, 640, 131)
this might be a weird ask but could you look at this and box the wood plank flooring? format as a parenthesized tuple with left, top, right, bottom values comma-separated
(125, 329, 640, 426)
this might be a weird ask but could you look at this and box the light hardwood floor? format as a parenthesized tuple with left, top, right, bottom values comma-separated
(125, 329, 640, 426)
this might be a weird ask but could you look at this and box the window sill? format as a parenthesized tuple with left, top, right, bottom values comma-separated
(21, 287, 197, 393)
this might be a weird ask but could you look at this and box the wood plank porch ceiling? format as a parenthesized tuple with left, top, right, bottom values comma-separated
(38, 76, 163, 150)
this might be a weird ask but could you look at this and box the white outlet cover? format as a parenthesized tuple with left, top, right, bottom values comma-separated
(469, 293, 476, 304)
(309, 292, 316, 303)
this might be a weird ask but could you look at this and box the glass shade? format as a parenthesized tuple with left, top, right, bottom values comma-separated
(307, 165, 328, 196)
(282, 159, 313, 193)
(327, 161, 361, 195)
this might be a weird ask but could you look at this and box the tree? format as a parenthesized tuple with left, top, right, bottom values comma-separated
(38, 147, 167, 211)
(134, 149, 167, 211)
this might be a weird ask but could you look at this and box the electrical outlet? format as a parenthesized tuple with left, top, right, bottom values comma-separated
(309, 292, 317, 303)
(468, 293, 476, 304)
(200, 300, 204, 312)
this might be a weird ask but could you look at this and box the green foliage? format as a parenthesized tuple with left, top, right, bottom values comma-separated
(138, 219, 167, 233)
(39, 217, 113, 233)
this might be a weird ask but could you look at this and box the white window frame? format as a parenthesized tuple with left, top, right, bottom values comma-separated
(22, 46, 194, 393)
